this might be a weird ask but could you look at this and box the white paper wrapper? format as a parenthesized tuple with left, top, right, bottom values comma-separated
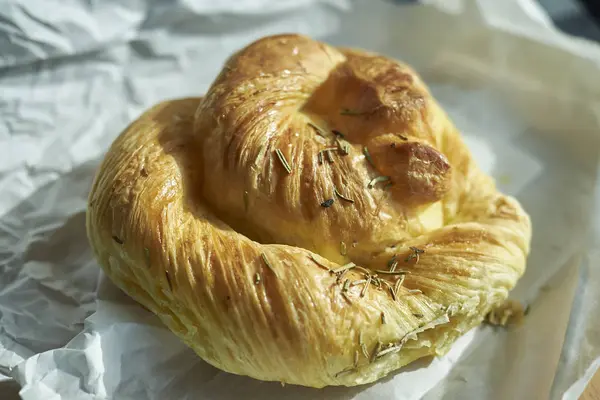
(1, 0, 599, 399)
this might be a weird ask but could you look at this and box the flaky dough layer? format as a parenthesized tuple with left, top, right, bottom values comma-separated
(87, 34, 531, 387)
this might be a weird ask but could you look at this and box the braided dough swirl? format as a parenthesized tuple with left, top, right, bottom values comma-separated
(87, 34, 531, 387)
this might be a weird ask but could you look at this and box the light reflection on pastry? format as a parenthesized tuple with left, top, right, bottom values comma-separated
(86, 34, 531, 387)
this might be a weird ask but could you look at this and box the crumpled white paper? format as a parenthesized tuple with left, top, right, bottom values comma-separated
(1, 0, 599, 399)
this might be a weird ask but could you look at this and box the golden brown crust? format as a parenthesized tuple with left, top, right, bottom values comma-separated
(86, 34, 531, 387)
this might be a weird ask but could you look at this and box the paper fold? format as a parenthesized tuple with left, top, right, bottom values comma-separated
(1, 0, 599, 399)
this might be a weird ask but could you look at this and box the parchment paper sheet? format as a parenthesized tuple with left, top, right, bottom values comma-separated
(1, 0, 599, 399)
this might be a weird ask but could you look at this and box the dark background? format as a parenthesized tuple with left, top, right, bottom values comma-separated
(536, 0, 600, 41)
(393, 0, 600, 42)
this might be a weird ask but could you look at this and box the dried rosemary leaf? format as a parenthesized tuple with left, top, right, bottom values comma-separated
(405, 254, 418, 263)
(359, 332, 369, 358)
(321, 198, 334, 208)
(371, 277, 381, 288)
(389, 286, 397, 301)
(371, 341, 382, 362)
(334, 187, 355, 203)
(326, 149, 334, 163)
(274, 149, 292, 174)
(381, 312, 386, 325)
(112, 235, 123, 244)
(380, 279, 396, 301)
(367, 176, 391, 189)
(413, 313, 424, 318)
(320, 146, 338, 153)
(336, 268, 348, 283)
(317, 147, 336, 165)
(309, 255, 331, 271)
(341, 142, 350, 155)
(340, 108, 363, 116)
(389, 261, 398, 273)
(342, 279, 350, 292)
(308, 122, 327, 138)
(254, 273, 261, 285)
(360, 276, 372, 298)
(363, 146, 375, 167)
(394, 275, 406, 297)
(335, 366, 356, 377)
(375, 345, 401, 359)
(405, 246, 425, 263)
(342, 292, 353, 304)
(260, 253, 279, 278)
(387, 255, 397, 269)
(333, 262, 356, 274)
(340, 241, 347, 256)
(399, 134, 408, 141)
(361, 343, 369, 359)
(374, 269, 409, 275)
(336, 138, 350, 155)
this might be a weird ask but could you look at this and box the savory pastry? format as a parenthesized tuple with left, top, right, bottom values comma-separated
(86, 34, 531, 387)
